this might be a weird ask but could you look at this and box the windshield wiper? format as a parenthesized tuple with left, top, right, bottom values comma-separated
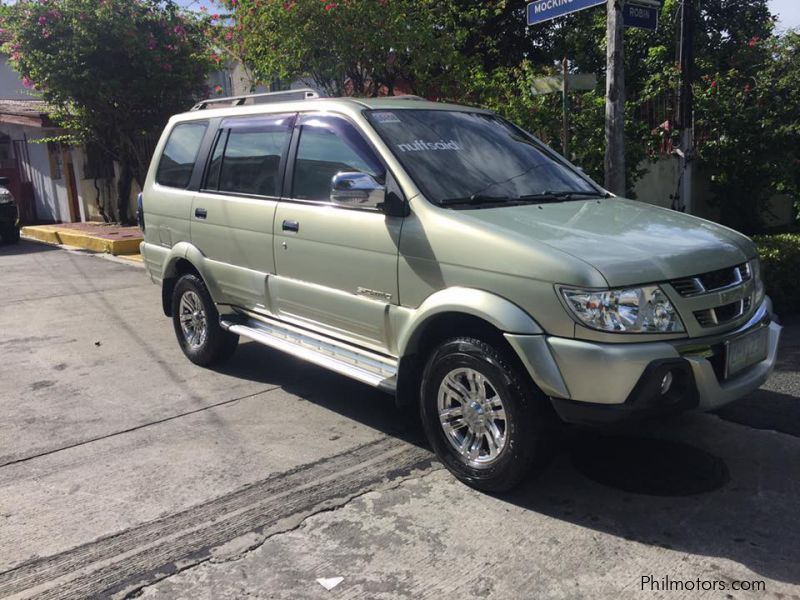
(517, 190, 611, 203)
(441, 194, 514, 207)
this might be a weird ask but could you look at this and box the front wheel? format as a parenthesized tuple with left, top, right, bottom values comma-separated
(420, 337, 554, 492)
(171, 274, 238, 366)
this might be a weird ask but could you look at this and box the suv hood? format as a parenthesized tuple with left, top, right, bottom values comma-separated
(458, 198, 756, 287)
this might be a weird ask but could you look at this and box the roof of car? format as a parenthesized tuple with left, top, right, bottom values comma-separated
(170, 94, 492, 124)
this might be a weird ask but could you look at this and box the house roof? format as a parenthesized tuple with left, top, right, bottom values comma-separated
(0, 99, 51, 127)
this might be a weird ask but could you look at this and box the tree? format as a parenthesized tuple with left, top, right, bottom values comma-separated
(223, 0, 465, 98)
(693, 32, 800, 233)
(2, 0, 212, 223)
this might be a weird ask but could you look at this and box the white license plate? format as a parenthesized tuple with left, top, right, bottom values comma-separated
(725, 327, 769, 378)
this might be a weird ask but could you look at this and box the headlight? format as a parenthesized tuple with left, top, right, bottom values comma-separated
(0, 190, 13, 205)
(560, 285, 685, 333)
(751, 258, 765, 306)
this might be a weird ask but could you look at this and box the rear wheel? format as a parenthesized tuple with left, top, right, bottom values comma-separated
(171, 274, 238, 366)
(420, 337, 554, 492)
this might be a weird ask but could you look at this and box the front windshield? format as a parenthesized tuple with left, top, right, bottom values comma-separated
(365, 109, 600, 206)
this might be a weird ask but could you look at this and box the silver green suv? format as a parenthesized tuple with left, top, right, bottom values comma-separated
(140, 90, 782, 491)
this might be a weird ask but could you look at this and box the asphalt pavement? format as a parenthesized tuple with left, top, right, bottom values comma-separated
(0, 239, 798, 599)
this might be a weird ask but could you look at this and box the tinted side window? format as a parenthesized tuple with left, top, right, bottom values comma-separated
(156, 122, 207, 188)
(215, 115, 293, 197)
(204, 130, 227, 191)
(293, 117, 384, 202)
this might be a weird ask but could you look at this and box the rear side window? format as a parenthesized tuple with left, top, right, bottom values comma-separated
(206, 114, 294, 197)
(155, 122, 207, 189)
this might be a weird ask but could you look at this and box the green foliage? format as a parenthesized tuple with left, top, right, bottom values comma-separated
(224, 0, 466, 98)
(1, 0, 212, 222)
(693, 33, 800, 233)
(754, 234, 800, 315)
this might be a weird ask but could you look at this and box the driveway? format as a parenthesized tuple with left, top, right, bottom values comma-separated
(0, 239, 798, 599)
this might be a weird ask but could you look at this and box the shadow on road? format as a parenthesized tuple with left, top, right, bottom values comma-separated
(215, 338, 800, 585)
(0, 239, 60, 256)
(214, 340, 426, 446)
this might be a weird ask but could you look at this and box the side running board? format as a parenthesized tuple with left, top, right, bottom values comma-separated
(220, 316, 397, 392)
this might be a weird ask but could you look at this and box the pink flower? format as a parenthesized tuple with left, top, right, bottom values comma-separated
(22, 76, 33, 88)
(214, 85, 224, 95)
(748, 36, 760, 48)
(211, 13, 220, 20)
(225, 30, 233, 40)
(710, 80, 717, 88)
(324, 2, 337, 10)
(38, 15, 47, 26)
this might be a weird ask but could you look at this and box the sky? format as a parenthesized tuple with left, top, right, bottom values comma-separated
(769, 0, 800, 30)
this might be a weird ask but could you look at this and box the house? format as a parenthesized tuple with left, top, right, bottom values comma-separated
(0, 49, 120, 224)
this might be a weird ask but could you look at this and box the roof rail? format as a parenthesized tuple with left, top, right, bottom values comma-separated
(392, 95, 426, 101)
(191, 88, 320, 111)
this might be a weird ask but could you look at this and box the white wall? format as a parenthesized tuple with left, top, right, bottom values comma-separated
(633, 157, 795, 228)
(0, 56, 31, 100)
(0, 122, 70, 222)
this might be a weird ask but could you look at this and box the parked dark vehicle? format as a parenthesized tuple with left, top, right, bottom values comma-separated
(0, 176, 21, 245)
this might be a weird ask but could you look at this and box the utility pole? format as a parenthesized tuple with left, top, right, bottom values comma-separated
(604, 0, 626, 195)
(676, 0, 694, 213)
(562, 57, 570, 158)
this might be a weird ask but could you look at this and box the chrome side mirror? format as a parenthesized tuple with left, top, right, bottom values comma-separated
(330, 172, 385, 209)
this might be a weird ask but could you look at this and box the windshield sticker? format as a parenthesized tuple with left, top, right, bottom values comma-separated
(371, 112, 402, 124)
(397, 139, 463, 153)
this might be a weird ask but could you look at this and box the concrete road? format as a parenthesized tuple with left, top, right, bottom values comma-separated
(0, 239, 798, 599)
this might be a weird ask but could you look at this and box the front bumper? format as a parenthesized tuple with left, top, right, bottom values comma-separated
(505, 299, 782, 426)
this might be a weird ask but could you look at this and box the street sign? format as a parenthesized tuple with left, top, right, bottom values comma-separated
(531, 73, 597, 96)
(623, 2, 659, 30)
(526, 0, 605, 26)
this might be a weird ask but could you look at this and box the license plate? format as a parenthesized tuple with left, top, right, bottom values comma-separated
(725, 327, 769, 378)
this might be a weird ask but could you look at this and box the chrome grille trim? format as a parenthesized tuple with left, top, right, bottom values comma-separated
(671, 263, 751, 298)
(693, 297, 752, 329)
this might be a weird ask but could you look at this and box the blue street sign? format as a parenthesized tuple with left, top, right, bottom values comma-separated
(623, 2, 659, 30)
(526, 0, 605, 26)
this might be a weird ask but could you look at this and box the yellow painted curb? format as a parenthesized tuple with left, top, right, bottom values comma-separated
(21, 226, 142, 256)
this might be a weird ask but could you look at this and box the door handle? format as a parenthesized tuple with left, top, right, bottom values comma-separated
(194, 208, 207, 219)
(282, 219, 299, 233)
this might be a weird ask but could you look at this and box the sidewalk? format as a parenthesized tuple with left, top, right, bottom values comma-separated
(21, 222, 143, 259)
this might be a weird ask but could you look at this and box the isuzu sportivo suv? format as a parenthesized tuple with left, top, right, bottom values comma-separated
(139, 90, 781, 491)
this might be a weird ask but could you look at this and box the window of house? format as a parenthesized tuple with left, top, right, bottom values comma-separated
(210, 114, 294, 197)
(155, 121, 208, 189)
(292, 116, 384, 202)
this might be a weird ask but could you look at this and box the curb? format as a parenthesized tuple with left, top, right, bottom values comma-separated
(21, 225, 142, 256)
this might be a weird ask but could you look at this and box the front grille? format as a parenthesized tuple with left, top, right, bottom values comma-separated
(693, 297, 751, 328)
(671, 263, 751, 298)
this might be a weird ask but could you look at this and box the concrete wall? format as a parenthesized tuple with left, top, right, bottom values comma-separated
(632, 157, 796, 229)
(0, 57, 31, 100)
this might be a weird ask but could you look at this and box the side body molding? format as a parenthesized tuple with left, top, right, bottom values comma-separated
(395, 287, 543, 357)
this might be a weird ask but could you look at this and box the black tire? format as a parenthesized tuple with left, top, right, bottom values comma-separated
(420, 337, 555, 492)
(171, 274, 238, 366)
(1, 225, 20, 245)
